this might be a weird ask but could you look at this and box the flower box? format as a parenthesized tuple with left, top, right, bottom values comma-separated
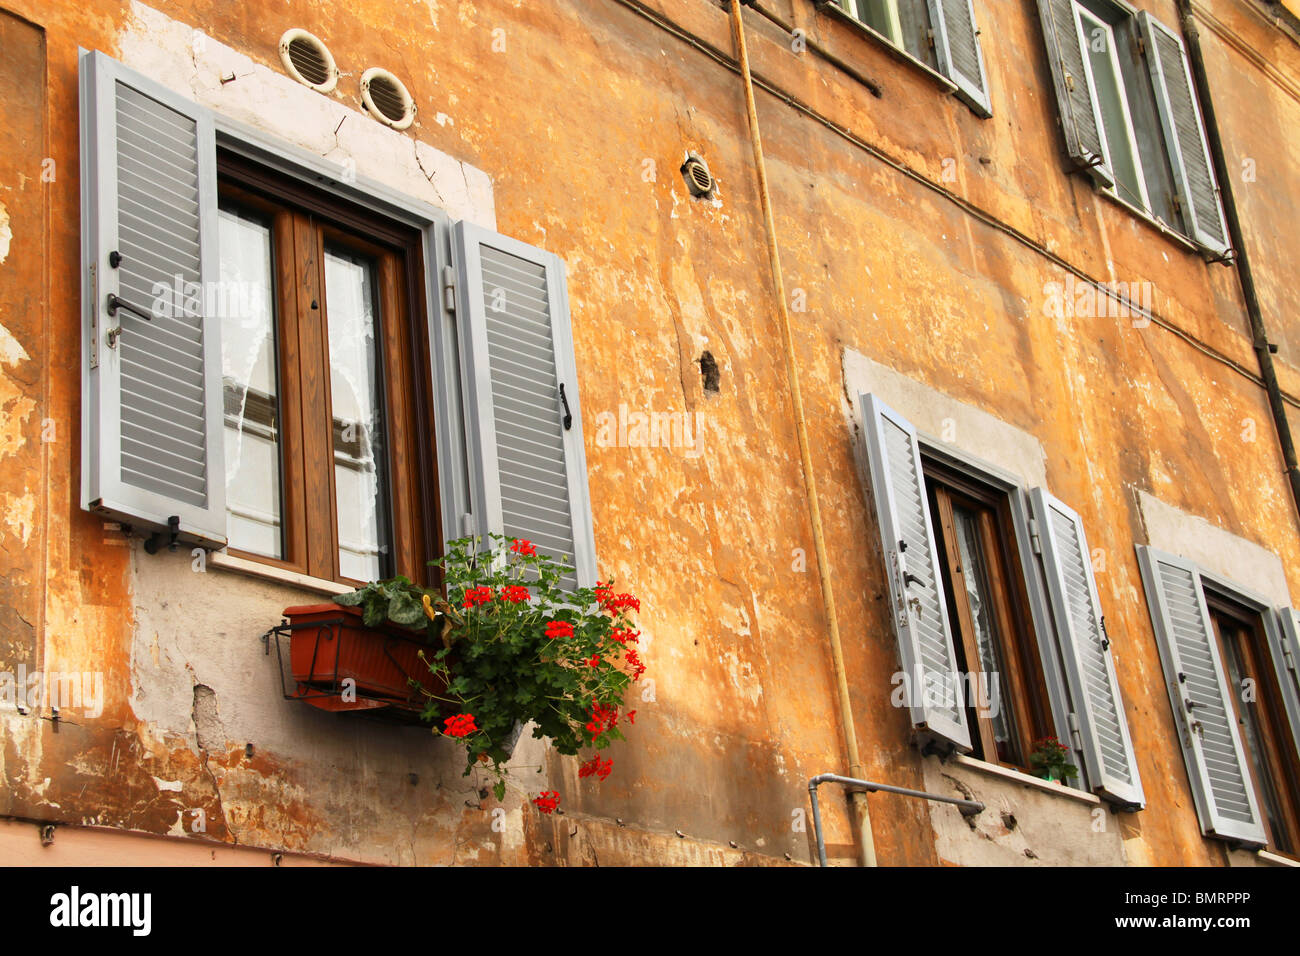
(282, 604, 444, 716)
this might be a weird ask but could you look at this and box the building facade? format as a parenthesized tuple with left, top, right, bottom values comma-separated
(1, 0, 1299, 866)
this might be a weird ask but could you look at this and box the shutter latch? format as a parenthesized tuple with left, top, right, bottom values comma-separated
(558, 383, 573, 430)
(1099, 616, 1111, 651)
(105, 294, 154, 349)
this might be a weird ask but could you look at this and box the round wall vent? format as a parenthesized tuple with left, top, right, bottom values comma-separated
(278, 29, 338, 93)
(361, 68, 416, 130)
(681, 154, 716, 198)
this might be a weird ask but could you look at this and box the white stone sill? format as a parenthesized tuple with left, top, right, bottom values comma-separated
(1257, 850, 1300, 867)
(208, 551, 353, 597)
(950, 754, 1102, 806)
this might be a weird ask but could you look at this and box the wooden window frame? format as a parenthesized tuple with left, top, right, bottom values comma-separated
(216, 152, 441, 588)
(1205, 593, 1300, 858)
(923, 459, 1054, 771)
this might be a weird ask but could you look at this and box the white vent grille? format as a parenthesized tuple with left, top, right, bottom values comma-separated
(360, 68, 415, 130)
(278, 29, 338, 93)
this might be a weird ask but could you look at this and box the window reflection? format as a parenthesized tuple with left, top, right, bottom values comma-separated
(218, 205, 283, 559)
(324, 245, 392, 581)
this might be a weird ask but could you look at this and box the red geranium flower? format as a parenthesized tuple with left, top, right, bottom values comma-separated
(500, 585, 531, 603)
(585, 654, 601, 668)
(461, 585, 494, 609)
(510, 538, 537, 557)
(443, 713, 478, 738)
(532, 791, 560, 814)
(545, 620, 574, 640)
(578, 755, 613, 781)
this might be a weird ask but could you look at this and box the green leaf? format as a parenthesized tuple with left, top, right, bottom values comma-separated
(334, 589, 366, 607)
(493, 781, 506, 802)
(388, 589, 424, 626)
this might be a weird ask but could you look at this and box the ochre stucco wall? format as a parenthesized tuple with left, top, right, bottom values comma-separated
(1, 0, 1297, 865)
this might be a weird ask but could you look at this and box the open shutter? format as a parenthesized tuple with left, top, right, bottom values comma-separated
(452, 222, 596, 590)
(1138, 13, 1231, 258)
(1034, 0, 1115, 187)
(79, 50, 226, 546)
(928, 0, 992, 118)
(1031, 490, 1143, 807)
(1137, 547, 1266, 845)
(1270, 608, 1300, 763)
(858, 394, 970, 752)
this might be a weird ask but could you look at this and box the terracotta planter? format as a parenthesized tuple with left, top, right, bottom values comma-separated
(283, 604, 444, 715)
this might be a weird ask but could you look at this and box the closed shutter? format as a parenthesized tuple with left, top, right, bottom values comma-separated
(858, 394, 971, 752)
(928, 0, 992, 118)
(1031, 490, 1144, 807)
(79, 50, 226, 546)
(1137, 547, 1266, 845)
(1138, 13, 1231, 258)
(1035, 0, 1115, 187)
(452, 222, 597, 590)
(1270, 608, 1300, 765)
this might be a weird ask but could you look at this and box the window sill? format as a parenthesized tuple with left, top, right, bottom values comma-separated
(950, 754, 1102, 806)
(1256, 849, 1300, 867)
(1092, 183, 1201, 257)
(816, 4, 963, 101)
(208, 551, 354, 597)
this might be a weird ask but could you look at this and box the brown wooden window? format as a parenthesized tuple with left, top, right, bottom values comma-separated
(923, 459, 1054, 770)
(1206, 596, 1300, 857)
(215, 154, 439, 586)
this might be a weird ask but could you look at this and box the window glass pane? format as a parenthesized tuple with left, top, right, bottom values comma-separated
(1077, 9, 1148, 208)
(324, 245, 391, 582)
(1214, 615, 1292, 851)
(953, 506, 1015, 756)
(218, 206, 283, 559)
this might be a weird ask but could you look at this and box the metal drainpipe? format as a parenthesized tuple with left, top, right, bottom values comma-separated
(726, 0, 877, 867)
(1175, 0, 1300, 524)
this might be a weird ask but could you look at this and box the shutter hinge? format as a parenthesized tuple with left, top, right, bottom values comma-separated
(927, 29, 935, 50)
(1136, 35, 1146, 56)
(461, 513, 475, 537)
(1284, 648, 1296, 673)
(1028, 517, 1042, 555)
(442, 265, 457, 314)
(1064, 71, 1075, 93)
(1067, 712, 1084, 753)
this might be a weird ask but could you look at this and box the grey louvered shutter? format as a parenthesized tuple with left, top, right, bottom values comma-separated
(1035, 0, 1115, 187)
(1138, 13, 1231, 258)
(928, 0, 992, 118)
(1269, 608, 1300, 765)
(859, 395, 971, 752)
(1031, 490, 1143, 807)
(79, 50, 226, 546)
(1137, 547, 1266, 845)
(453, 222, 597, 590)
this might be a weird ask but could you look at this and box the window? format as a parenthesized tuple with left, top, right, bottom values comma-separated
(1139, 546, 1300, 855)
(1208, 598, 1300, 855)
(1036, 0, 1231, 257)
(857, 393, 1145, 807)
(216, 161, 433, 585)
(924, 459, 1055, 770)
(822, 0, 993, 117)
(79, 50, 600, 594)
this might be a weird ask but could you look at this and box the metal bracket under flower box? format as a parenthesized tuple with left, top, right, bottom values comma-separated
(261, 608, 444, 726)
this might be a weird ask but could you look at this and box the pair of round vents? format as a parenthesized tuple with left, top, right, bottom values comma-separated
(278, 29, 415, 130)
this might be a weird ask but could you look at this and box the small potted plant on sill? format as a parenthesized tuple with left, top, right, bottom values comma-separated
(330, 533, 645, 809)
(1028, 736, 1078, 785)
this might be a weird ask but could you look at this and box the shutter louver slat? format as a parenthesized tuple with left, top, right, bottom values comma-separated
(80, 50, 225, 545)
(1137, 547, 1266, 844)
(1035, 0, 1115, 186)
(858, 394, 971, 752)
(1138, 13, 1231, 258)
(928, 0, 993, 118)
(1032, 489, 1144, 807)
(454, 222, 598, 591)
(1271, 609, 1300, 763)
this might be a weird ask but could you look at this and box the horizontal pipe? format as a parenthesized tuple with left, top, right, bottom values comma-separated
(808, 773, 985, 867)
